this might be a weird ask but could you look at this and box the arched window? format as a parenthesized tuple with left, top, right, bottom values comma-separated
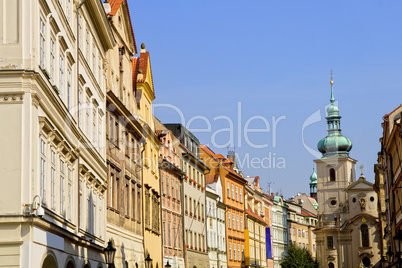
(329, 168, 336, 182)
(42, 254, 58, 268)
(361, 224, 369, 247)
(328, 263, 334, 268)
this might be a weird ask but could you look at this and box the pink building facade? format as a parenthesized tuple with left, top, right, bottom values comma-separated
(157, 128, 185, 268)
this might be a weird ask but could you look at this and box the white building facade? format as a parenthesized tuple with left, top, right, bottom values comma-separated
(271, 195, 287, 268)
(0, 0, 114, 267)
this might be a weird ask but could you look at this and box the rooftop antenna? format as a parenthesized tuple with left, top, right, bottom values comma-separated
(267, 176, 274, 195)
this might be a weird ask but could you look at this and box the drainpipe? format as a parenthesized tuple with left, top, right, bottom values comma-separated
(140, 141, 147, 262)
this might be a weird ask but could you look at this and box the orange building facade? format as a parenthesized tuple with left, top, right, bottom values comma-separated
(200, 145, 247, 268)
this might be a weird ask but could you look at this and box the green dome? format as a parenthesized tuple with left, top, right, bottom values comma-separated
(317, 135, 352, 156)
(317, 80, 352, 158)
(327, 104, 339, 115)
(309, 168, 317, 183)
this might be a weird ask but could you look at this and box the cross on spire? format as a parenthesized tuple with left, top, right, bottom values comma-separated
(359, 165, 364, 176)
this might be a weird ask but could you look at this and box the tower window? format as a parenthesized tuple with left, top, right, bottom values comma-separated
(361, 224, 369, 247)
(327, 236, 334, 249)
(329, 168, 336, 181)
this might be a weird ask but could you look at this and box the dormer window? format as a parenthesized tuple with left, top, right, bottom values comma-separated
(329, 168, 336, 182)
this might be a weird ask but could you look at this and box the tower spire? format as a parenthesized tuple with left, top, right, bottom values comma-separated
(330, 69, 335, 104)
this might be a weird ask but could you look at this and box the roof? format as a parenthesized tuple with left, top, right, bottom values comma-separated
(107, 0, 137, 54)
(383, 104, 402, 119)
(246, 204, 266, 224)
(137, 51, 150, 83)
(206, 174, 220, 184)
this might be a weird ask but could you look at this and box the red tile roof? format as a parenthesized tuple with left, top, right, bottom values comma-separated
(206, 174, 219, 184)
(107, 0, 137, 54)
(246, 204, 266, 224)
(137, 51, 150, 83)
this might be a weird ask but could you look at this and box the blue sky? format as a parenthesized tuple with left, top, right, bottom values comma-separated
(129, 0, 402, 198)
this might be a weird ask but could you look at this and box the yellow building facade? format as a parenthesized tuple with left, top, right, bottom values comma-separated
(133, 45, 163, 267)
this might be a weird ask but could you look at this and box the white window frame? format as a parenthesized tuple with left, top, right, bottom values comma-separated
(39, 17, 46, 69)
(51, 148, 56, 210)
(50, 36, 56, 85)
(67, 66, 72, 111)
(59, 52, 64, 100)
(60, 159, 65, 215)
(40, 138, 47, 204)
(68, 167, 72, 220)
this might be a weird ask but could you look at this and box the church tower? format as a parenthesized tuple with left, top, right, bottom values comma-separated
(313, 75, 357, 267)
(309, 168, 317, 200)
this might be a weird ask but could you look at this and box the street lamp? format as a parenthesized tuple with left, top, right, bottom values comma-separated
(165, 261, 171, 268)
(386, 246, 394, 265)
(145, 254, 153, 268)
(394, 231, 402, 267)
(104, 240, 116, 268)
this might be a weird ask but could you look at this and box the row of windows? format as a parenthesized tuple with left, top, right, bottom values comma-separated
(40, 138, 74, 220)
(226, 182, 243, 203)
(162, 219, 182, 249)
(107, 170, 142, 223)
(184, 196, 204, 220)
(228, 212, 243, 232)
(161, 175, 180, 200)
(185, 230, 205, 251)
(183, 162, 204, 188)
(228, 242, 243, 261)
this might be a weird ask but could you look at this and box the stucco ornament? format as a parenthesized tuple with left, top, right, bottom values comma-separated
(359, 198, 366, 211)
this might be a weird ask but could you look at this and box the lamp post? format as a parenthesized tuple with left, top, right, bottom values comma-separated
(386, 246, 394, 266)
(145, 254, 153, 268)
(104, 241, 116, 268)
(394, 231, 402, 267)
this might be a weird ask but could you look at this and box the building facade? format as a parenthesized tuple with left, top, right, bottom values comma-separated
(165, 124, 209, 268)
(0, 0, 115, 266)
(271, 195, 288, 268)
(244, 179, 267, 268)
(155, 120, 185, 268)
(375, 104, 402, 267)
(104, 0, 146, 267)
(313, 79, 380, 268)
(206, 174, 228, 268)
(200, 145, 247, 268)
(262, 194, 274, 268)
(133, 45, 162, 267)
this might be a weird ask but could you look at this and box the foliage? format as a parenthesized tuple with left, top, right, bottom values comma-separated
(280, 243, 320, 268)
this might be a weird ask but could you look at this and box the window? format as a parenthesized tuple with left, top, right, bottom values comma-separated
(79, 179, 83, 227)
(39, 17, 46, 69)
(240, 190, 242, 203)
(166, 178, 169, 197)
(66, 0, 71, 24)
(50, 37, 55, 84)
(231, 184, 234, 199)
(85, 29, 90, 60)
(229, 243, 232, 260)
(51, 149, 56, 209)
(161, 176, 164, 195)
(132, 186, 136, 218)
(59, 53, 64, 100)
(86, 96, 90, 137)
(125, 181, 129, 216)
(237, 215, 239, 230)
(67, 66, 72, 110)
(168, 222, 171, 246)
(236, 187, 238, 201)
(361, 224, 369, 247)
(327, 236, 334, 249)
(232, 213, 235, 229)
(238, 244, 240, 261)
(137, 185, 141, 222)
(60, 159, 65, 215)
(228, 213, 231, 229)
(329, 168, 336, 181)
(78, 88, 83, 129)
(68, 168, 72, 219)
(98, 114, 102, 151)
(240, 216, 243, 231)
(40, 138, 46, 204)
(98, 55, 102, 87)
(93, 108, 97, 144)
(92, 44, 96, 73)
(176, 183, 179, 201)
(227, 182, 230, 198)
(171, 179, 174, 198)
(233, 243, 236, 260)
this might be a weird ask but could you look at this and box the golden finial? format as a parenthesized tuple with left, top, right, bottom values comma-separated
(330, 69, 334, 85)
(359, 165, 364, 176)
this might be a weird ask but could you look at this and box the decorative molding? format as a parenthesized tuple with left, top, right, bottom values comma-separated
(0, 91, 24, 104)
